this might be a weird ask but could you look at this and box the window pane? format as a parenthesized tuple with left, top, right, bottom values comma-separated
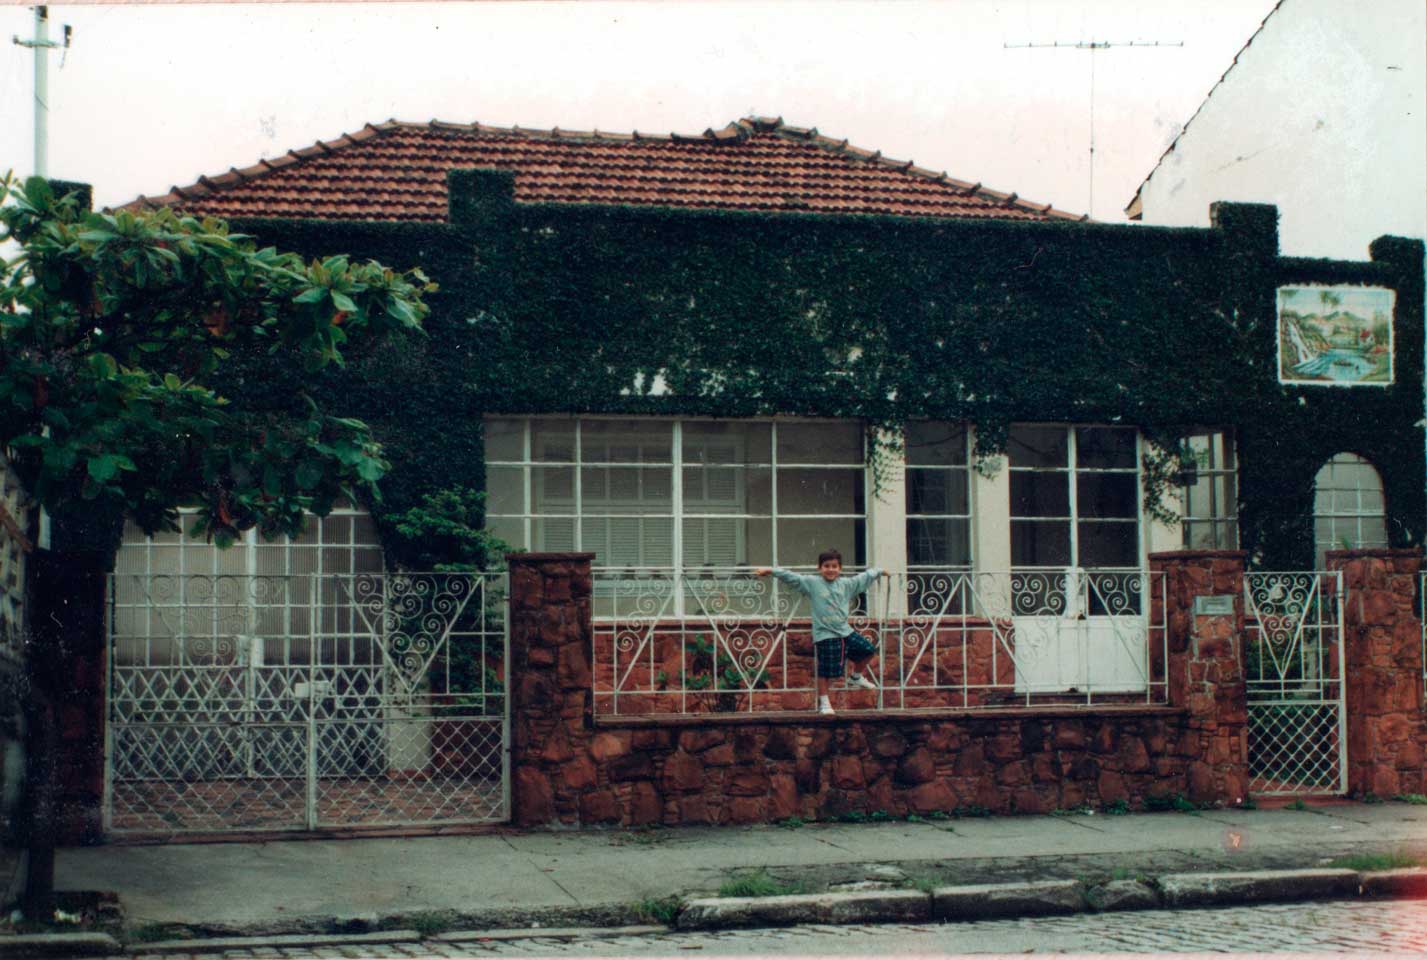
(532, 422, 575, 462)
(905, 421, 968, 467)
(682, 422, 772, 464)
(1078, 521, 1139, 567)
(776, 518, 863, 568)
(485, 517, 527, 552)
(1010, 472, 1069, 518)
(484, 465, 525, 515)
(530, 466, 575, 506)
(583, 516, 673, 567)
(907, 518, 971, 567)
(580, 467, 672, 511)
(483, 418, 524, 461)
(533, 517, 575, 552)
(682, 517, 768, 568)
(1076, 427, 1136, 469)
(776, 469, 864, 515)
(581, 421, 672, 463)
(1011, 520, 1070, 567)
(777, 421, 862, 465)
(1076, 473, 1138, 519)
(907, 468, 968, 515)
(1008, 426, 1067, 468)
(683, 466, 769, 513)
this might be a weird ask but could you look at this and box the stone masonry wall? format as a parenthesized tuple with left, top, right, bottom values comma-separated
(510, 552, 1239, 828)
(1328, 549, 1425, 798)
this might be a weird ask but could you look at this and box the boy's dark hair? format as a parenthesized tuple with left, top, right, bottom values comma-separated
(817, 548, 843, 567)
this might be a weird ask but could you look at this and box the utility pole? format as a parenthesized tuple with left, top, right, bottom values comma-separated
(12, 6, 72, 178)
(1004, 39, 1181, 217)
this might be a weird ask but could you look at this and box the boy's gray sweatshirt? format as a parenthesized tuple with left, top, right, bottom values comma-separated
(771, 567, 883, 641)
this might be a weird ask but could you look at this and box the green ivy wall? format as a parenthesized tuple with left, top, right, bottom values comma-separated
(204, 170, 1425, 570)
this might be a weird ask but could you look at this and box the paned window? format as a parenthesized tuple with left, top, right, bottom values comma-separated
(1179, 430, 1239, 549)
(1313, 453, 1388, 566)
(1008, 425, 1140, 571)
(904, 421, 972, 569)
(484, 417, 866, 573)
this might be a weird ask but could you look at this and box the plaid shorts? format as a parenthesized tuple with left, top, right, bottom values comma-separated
(814, 632, 879, 678)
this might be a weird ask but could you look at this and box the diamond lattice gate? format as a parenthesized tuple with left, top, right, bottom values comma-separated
(1242, 571, 1347, 796)
(105, 572, 508, 835)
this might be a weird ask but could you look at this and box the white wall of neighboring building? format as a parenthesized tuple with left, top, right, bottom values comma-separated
(1129, 0, 1425, 260)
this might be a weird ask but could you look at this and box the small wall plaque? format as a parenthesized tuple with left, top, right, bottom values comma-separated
(1193, 595, 1235, 616)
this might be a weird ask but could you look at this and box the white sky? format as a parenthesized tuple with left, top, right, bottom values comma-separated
(4, 1, 1285, 222)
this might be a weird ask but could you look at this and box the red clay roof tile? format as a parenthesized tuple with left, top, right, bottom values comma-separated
(120, 117, 1086, 223)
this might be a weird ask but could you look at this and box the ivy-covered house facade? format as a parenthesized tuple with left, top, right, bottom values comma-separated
(68, 115, 1425, 838)
(120, 115, 1424, 584)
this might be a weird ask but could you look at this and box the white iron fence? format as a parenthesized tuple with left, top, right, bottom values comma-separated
(1242, 571, 1346, 796)
(105, 571, 508, 835)
(592, 567, 1166, 716)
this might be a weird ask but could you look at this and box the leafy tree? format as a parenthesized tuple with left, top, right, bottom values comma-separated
(0, 173, 434, 544)
(0, 173, 434, 914)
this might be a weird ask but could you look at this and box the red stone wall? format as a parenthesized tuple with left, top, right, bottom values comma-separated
(1328, 549, 1425, 797)
(1152, 551, 1251, 805)
(511, 552, 1240, 828)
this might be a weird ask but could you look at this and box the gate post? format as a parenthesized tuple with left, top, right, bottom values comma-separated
(1326, 549, 1425, 798)
(1150, 551, 1250, 806)
(506, 552, 595, 827)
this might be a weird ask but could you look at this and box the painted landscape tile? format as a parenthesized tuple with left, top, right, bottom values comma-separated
(1277, 285, 1395, 386)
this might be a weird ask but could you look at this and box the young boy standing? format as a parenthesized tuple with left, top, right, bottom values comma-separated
(755, 549, 887, 715)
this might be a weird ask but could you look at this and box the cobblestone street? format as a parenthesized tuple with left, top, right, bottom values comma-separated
(122, 898, 1427, 958)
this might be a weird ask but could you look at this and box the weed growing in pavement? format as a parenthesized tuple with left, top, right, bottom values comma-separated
(1362, 793, 1383, 804)
(1328, 851, 1423, 872)
(953, 805, 991, 818)
(1288, 798, 1308, 811)
(904, 875, 941, 894)
(1144, 793, 1202, 813)
(835, 810, 870, 824)
(405, 912, 455, 938)
(869, 810, 895, 822)
(124, 924, 175, 944)
(1103, 799, 1130, 816)
(1394, 793, 1427, 805)
(718, 869, 808, 898)
(633, 896, 683, 925)
(924, 810, 951, 820)
(1240, 797, 1258, 810)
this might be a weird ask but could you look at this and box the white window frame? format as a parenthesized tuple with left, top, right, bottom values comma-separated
(904, 420, 974, 572)
(1179, 429, 1240, 550)
(1313, 452, 1388, 566)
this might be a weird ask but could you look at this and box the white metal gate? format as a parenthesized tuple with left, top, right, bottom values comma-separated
(1243, 571, 1346, 796)
(104, 572, 509, 835)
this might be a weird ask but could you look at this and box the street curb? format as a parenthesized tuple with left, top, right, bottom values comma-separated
(1157, 869, 1359, 908)
(1360, 868, 1427, 898)
(435, 925, 668, 942)
(0, 933, 121, 958)
(122, 929, 422, 954)
(932, 880, 1083, 919)
(677, 890, 929, 930)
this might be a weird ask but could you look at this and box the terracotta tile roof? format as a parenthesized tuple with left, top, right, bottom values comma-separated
(121, 117, 1086, 224)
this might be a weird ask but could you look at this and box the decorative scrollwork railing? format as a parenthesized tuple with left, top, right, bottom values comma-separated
(591, 567, 1166, 717)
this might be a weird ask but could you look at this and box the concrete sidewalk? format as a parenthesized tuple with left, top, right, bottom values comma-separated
(58, 801, 1427, 936)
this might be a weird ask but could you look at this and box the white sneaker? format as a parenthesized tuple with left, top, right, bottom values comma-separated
(818, 696, 835, 715)
(845, 672, 878, 691)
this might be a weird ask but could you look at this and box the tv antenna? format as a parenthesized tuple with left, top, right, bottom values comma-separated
(1004, 39, 1181, 217)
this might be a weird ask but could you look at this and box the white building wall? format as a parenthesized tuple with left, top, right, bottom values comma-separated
(1131, 0, 1425, 260)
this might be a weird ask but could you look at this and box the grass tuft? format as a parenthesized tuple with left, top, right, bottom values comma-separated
(405, 912, 454, 938)
(633, 896, 682, 925)
(718, 869, 808, 898)
(1328, 851, 1423, 872)
(1394, 793, 1427, 805)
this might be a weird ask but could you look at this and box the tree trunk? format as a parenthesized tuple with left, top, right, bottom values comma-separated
(18, 679, 54, 916)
